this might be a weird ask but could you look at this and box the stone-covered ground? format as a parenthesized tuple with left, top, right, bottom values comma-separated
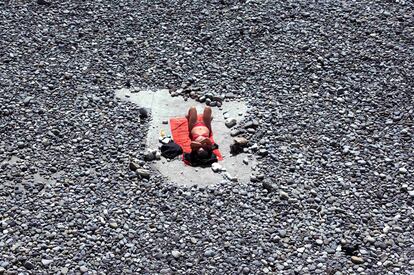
(0, 0, 413, 274)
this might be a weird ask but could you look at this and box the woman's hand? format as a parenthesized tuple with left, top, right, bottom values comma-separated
(200, 137, 212, 146)
(190, 141, 202, 151)
(200, 138, 213, 150)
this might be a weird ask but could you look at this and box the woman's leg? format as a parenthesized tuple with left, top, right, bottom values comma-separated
(202, 106, 213, 134)
(187, 106, 198, 132)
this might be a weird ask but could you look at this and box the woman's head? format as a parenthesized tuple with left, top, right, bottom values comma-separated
(196, 147, 210, 159)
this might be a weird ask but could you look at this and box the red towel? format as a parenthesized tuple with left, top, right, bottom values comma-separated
(169, 115, 223, 160)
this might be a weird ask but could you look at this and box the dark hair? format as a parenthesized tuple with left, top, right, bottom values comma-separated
(197, 148, 210, 159)
(184, 149, 218, 167)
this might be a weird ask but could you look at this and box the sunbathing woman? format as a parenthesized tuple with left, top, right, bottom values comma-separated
(185, 106, 218, 165)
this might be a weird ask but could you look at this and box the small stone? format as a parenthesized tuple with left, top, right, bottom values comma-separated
(24, 261, 35, 270)
(198, 96, 206, 102)
(243, 157, 249, 165)
(64, 73, 72, 81)
(80, 266, 88, 273)
(212, 95, 223, 102)
(129, 161, 140, 171)
(126, 37, 134, 44)
(224, 172, 238, 182)
(155, 151, 161, 160)
(204, 249, 215, 257)
(366, 236, 375, 244)
(316, 239, 323, 245)
(196, 47, 203, 53)
(171, 250, 181, 258)
(401, 184, 409, 192)
(278, 229, 287, 237)
(249, 143, 258, 151)
(279, 191, 289, 200)
(258, 149, 268, 156)
(61, 267, 69, 274)
(138, 107, 148, 119)
(41, 259, 53, 266)
(230, 129, 240, 136)
(262, 180, 277, 192)
(408, 190, 414, 198)
(23, 96, 33, 106)
(144, 150, 155, 161)
(234, 137, 248, 146)
(351, 256, 364, 264)
(399, 167, 407, 174)
(211, 162, 222, 173)
(136, 169, 150, 179)
(109, 222, 118, 229)
(176, 88, 184, 95)
(225, 92, 236, 99)
(160, 268, 171, 274)
(225, 118, 237, 128)
(231, 137, 249, 155)
(297, 247, 305, 253)
(244, 120, 259, 128)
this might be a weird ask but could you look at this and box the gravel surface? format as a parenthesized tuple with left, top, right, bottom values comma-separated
(1, 0, 414, 274)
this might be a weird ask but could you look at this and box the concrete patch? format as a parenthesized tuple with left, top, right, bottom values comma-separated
(115, 88, 256, 187)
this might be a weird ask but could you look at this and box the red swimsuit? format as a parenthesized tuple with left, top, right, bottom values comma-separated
(191, 122, 210, 140)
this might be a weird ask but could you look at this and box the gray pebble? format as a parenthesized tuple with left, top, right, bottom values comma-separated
(204, 249, 215, 257)
(171, 250, 181, 258)
(351, 256, 364, 264)
(41, 259, 53, 266)
(225, 118, 237, 128)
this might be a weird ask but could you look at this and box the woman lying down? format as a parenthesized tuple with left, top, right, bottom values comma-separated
(184, 106, 219, 166)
